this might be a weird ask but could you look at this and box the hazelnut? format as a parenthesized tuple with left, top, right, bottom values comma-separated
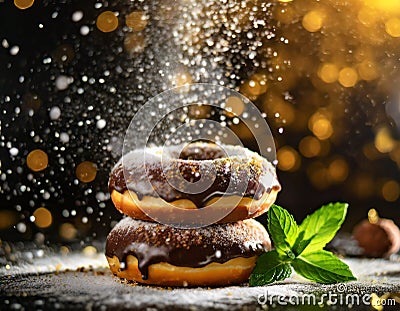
(353, 209, 400, 258)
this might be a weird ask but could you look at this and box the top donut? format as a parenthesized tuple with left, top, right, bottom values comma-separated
(108, 142, 280, 224)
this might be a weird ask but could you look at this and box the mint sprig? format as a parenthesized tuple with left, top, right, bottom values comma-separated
(267, 204, 298, 259)
(292, 250, 356, 284)
(250, 203, 356, 286)
(249, 250, 292, 286)
(297, 202, 347, 254)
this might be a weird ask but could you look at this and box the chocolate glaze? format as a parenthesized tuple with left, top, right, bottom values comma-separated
(108, 142, 280, 208)
(106, 218, 271, 280)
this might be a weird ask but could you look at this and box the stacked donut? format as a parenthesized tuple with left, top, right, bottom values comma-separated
(105, 142, 281, 286)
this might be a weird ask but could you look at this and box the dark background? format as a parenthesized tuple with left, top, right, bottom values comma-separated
(1, 0, 399, 244)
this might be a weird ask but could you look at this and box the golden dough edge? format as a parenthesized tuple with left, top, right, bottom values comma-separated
(106, 254, 258, 286)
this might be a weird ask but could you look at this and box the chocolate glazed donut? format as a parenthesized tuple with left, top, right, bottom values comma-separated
(108, 142, 281, 224)
(106, 218, 271, 286)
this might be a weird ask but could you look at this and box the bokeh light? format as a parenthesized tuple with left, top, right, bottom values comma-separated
(225, 96, 245, 116)
(277, 146, 301, 172)
(96, 11, 119, 33)
(385, 18, 400, 37)
(83, 245, 98, 257)
(357, 7, 378, 26)
(302, 10, 324, 33)
(328, 157, 349, 183)
(375, 127, 395, 153)
(126, 11, 148, 32)
(59, 223, 78, 241)
(318, 63, 339, 84)
(76, 161, 97, 183)
(381, 180, 400, 202)
(26, 149, 48, 172)
(33, 207, 52, 228)
(299, 136, 321, 158)
(14, 0, 34, 10)
(309, 112, 333, 140)
(357, 60, 379, 81)
(338, 67, 358, 88)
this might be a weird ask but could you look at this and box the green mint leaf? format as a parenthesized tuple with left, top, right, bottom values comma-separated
(268, 204, 298, 258)
(297, 202, 348, 254)
(292, 231, 315, 256)
(292, 250, 357, 284)
(249, 250, 292, 286)
(251, 202, 356, 286)
(285, 249, 296, 260)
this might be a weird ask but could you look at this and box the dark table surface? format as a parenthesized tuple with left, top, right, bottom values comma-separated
(1, 246, 399, 311)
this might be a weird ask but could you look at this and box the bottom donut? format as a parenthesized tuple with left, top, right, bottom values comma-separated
(105, 218, 271, 286)
(106, 255, 258, 286)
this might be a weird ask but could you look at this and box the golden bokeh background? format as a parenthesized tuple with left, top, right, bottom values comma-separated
(1, 0, 400, 242)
